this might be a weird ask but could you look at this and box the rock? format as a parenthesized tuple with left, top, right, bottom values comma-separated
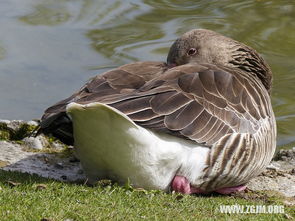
(0, 119, 10, 124)
(0, 119, 65, 150)
(274, 147, 295, 161)
(22, 135, 49, 150)
(0, 119, 39, 141)
(6, 120, 26, 131)
(4, 119, 38, 131)
(0, 140, 86, 182)
(50, 141, 66, 150)
(27, 120, 39, 127)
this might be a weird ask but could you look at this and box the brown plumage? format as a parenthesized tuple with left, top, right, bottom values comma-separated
(39, 29, 276, 192)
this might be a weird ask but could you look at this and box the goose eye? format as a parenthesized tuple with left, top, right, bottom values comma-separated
(187, 48, 197, 56)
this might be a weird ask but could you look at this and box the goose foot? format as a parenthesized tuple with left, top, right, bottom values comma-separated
(171, 176, 206, 194)
(215, 185, 247, 194)
(171, 175, 246, 195)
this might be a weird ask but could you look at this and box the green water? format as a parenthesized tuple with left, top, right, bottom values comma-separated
(0, 0, 294, 147)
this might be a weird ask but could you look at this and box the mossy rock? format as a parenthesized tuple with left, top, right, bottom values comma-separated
(0, 122, 38, 141)
(0, 122, 13, 140)
(10, 123, 37, 140)
(0, 130, 10, 140)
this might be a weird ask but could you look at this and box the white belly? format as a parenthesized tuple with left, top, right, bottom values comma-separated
(66, 102, 209, 191)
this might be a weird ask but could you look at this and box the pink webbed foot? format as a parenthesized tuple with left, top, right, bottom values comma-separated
(171, 176, 205, 194)
(171, 175, 247, 195)
(215, 185, 247, 194)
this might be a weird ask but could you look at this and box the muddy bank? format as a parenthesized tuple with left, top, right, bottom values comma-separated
(0, 120, 294, 198)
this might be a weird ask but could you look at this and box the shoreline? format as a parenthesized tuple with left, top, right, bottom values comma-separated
(0, 119, 294, 200)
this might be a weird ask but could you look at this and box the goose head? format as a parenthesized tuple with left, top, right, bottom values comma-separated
(167, 29, 273, 93)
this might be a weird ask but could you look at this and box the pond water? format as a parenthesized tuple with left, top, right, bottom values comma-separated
(0, 0, 294, 147)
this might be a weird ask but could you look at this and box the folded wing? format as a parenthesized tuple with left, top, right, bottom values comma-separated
(40, 62, 272, 147)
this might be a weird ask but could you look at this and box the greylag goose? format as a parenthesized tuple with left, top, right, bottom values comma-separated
(39, 29, 276, 194)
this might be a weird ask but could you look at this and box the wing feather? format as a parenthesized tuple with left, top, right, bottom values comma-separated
(164, 101, 204, 130)
(40, 62, 272, 147)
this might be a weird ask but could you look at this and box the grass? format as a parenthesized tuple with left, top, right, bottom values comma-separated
(0, 170, 294, 221)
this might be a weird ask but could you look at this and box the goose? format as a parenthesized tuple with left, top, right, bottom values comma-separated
(38, 29, 276, 194)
